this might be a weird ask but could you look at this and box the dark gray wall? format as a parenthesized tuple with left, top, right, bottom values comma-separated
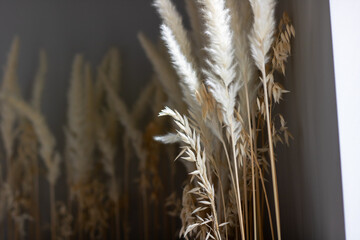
(0, 1, 162, 142)
(0, 2, 164, 238)
(276, 0, 345, 239)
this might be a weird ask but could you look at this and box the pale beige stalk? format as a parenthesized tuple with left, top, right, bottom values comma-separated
(249, 0, 280, 239)
(2, 94, 60, 240)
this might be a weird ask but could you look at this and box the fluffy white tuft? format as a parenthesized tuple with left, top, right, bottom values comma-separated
(154, 0, 195, 66)
(249, 0, 276, 70)
(160, 24, 200, 105)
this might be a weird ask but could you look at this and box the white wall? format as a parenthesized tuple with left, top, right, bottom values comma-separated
(330, 1, 360, 239)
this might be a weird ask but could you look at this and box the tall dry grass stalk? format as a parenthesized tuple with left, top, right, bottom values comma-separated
(0, 41, 128, 240)
(0, 39, 50, 240)
(31, 49, 47, 240)
(1, 93, 61, 240)
(65, 49, 124, 240)
(0, 37, 21, 240)
(141, 0, 295, 239)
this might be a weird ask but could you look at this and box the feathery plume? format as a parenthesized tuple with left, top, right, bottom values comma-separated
(249, 0, 276, 70)
(198, 0, 240, 127)
(65, 55, 90, 185)
(249, 0, 280, 239)
(154, 0, 195, 66)
(160, 24, 200, 105)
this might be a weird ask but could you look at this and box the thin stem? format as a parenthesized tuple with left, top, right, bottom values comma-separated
(220, 138, 244, 239)
(123, 135, 130, 240)
(142, 186, 149, 240)
(254, 157, 274, 240)
(242, 155, 248, 240)
(219, 180, 228, 240)
(252, 113, 263, 240)
(33, 157, 41, 240)
(169, 147, 176, 238)
(212, 151, 228, 240)
(50, 183, 56, 240)
(112, 177, 120, 240)
(210, 195, 221, 240)
(256, 167, 262, 240)
(261, 66, 281, 240)
(244, 78, 257, 240)
(115, 198, 121, 240)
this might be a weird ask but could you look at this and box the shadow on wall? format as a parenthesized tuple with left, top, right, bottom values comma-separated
(276, 0, 345, 239)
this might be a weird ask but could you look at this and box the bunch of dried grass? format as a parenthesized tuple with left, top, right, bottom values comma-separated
(0, 38, 63, 240)
(0, 40, 172, 239)
(141, 0, 295, 239)
(64, 49, 124, 240)
(0, 2, 295, 239)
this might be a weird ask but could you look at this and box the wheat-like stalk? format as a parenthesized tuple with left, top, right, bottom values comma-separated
(65, 55, 90, 186)
(0, 37, 20, 174)
(30, 49, 47, 240)
(154, 0, 196, 68)
(1, 93, 60, 240)
(197, 0, 248, 237)
(1, 94, 60, 187)
(95, 53, 122, 240)
(248, 1, 280, 239)
(159, 107, 223, 239)
(227, 0, 259, 236)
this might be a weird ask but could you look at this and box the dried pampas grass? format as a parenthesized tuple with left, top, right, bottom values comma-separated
(141, 0, 295, 239)
(0, 2, 295, 239)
